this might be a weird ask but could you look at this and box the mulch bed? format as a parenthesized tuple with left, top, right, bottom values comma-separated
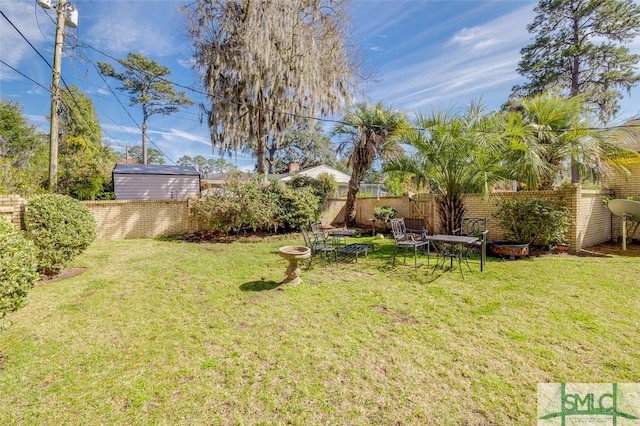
(38, 267, 87, 284)
(182, 230, 238, 243)
(578, 240, 640, 257)
(181, 230, 275, 243)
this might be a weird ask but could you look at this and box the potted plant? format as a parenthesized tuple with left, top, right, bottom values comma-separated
(492, 198, 571, 258)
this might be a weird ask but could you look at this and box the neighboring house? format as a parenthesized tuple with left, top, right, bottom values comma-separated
(278, 163, 385, 197)
(200, 172, 227, 191)
(113, 164, 201, 200)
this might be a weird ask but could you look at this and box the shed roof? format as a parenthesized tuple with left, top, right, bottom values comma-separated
(113, 164, 200, 176)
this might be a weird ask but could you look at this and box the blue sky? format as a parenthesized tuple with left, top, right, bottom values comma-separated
(2, 0, 640, 170)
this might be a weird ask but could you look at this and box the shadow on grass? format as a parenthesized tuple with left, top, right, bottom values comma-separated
(240, 280, 281, 291)
(373, 257, 444, 283)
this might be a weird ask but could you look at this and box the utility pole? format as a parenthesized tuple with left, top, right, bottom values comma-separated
(41, 0, 78, 190)
(48, 0, 66, 191)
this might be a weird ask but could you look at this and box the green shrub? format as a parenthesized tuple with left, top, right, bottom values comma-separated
(316, 172, 338, 199)
(493, 198, 571, 248)
(190, 192, 237, 233)
(23, 194, 97, 276)
(288, 173, 336, 205)
(0, 219, 38, 324)
(374, 205, 397, 223)
(192, 174, 278, 233)
(267, 180, 320, 230)
(357, 192, 376, 198)
(192, 175, 320, 233)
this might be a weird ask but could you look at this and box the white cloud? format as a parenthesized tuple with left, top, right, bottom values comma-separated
(0, 2, 51, 81)
(83, 1, 183, 58)
(449, 26, 503, 52)
(177, 57, 195, 69)
(365, 3, 536, 113)
(149, 127, 210, 147)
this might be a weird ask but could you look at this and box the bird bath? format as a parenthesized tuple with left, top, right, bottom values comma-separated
(278, 245, 311, 284)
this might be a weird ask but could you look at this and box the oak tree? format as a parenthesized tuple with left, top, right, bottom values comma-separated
(183, 0, 359, 174)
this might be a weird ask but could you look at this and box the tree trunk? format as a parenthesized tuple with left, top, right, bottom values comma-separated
(344, 176, 360, 228)
(436, 193, 466, 234)
(570, 15, 580, 184)
(344, 161, 366, 228)
(256, 112, 266, 174)
(266, 138, 276, 175)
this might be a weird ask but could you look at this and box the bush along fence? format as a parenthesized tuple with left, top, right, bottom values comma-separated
(0, 185, 623, 251)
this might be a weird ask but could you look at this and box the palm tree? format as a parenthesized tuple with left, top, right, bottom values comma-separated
(385, 102, 506, 234)
(333, 103, 407, 228)
(504, 93, 638, 189)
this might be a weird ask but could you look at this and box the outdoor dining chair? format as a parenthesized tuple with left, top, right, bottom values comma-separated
(453, 217, 489, 272)
(310, 222, 329, 244)
(390, 218, 429, 268)
(301, 225, 337, 268)
(403, 217, 429, 240)
(454, 217, 487, 239)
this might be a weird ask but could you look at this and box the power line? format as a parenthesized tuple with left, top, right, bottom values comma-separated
(70, 33, 640, 135)
(0, 60, 50, 92)
(58, 33, 178, 163)
(1, 9, 127, 160)
(2, 8, 176, 164)
(88, 61, 176, 164)
(68, 34, 351, 127)
(0, 9, 52, 69)
(7, 7, 639, 161)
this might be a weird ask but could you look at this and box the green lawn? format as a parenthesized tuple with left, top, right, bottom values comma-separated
(1, 235, 638, 425)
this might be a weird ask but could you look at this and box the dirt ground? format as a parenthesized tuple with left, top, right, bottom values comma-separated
(576, 239, 640, 258)
(38, 267, 87, 284)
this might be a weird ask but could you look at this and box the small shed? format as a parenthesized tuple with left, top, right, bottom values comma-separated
(113, 164, 201, 200)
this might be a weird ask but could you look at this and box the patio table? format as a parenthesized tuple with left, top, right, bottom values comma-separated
(424, 234, 483, 276)
(328, 229, 357, 246)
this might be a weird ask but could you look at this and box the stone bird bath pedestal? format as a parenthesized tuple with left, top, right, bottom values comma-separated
(278, 245, 311, 284)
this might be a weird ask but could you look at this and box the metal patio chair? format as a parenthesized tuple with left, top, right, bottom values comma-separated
(390, 218, 429, 268)
(301, 225, 337, 268)
(454, 217, 488, 272)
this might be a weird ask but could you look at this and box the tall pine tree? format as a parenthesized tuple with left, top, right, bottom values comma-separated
(512, 0, 640, 123)
(98, 53, 193, 165)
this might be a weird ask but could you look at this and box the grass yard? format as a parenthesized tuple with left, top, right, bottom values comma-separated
(1, 235, 639, 425)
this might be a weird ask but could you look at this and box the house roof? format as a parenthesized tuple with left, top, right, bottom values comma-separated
(113, 164, 200, 176)
(279, 164, 351, 184)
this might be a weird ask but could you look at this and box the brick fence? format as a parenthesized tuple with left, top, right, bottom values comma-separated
(335, 186, 613, 252)
(83, 199, 198, 240)
(0, 182, 631, 250)
(0, 194, 26, 228)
